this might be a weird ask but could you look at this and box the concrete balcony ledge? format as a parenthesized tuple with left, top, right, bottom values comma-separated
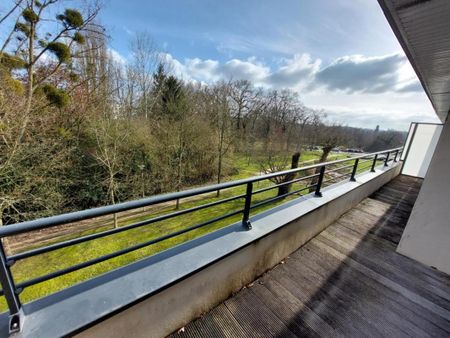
(0, 163, 401, 338)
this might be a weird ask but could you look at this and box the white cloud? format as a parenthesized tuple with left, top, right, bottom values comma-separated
(181, 57, 270, 84)
(123, 27, 134, 36)
(267, 54, 320, 89)
(304, 90, 438, 130)
(185, 58, 220, 81)
(108, 48, 127, 65)
(221, 58, 270, 82)
(114, 49, 437, 130)
(160, 53, 191, 80)
(313, 53, 423, 93)
(163, 52, 423, 96)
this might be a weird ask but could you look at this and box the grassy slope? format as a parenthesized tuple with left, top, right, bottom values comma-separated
(2, 151, 350, 310)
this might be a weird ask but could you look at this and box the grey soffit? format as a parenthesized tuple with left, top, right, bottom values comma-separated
(378, 0, 450, 122)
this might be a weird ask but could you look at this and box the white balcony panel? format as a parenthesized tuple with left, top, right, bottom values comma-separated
(402, 122, 443, 178)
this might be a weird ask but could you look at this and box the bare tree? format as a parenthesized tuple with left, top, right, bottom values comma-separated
(129, 31, 159, 119)
(206, 83, 234, 196)
(91, 117, 129, 227)
(260, 152, 301, 197)
(309, 123, 346, 192)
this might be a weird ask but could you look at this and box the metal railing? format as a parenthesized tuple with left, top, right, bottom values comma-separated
(0, 147, 402, 333)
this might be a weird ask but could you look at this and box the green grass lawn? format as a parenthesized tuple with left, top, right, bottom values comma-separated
(1, 151, 352, 311)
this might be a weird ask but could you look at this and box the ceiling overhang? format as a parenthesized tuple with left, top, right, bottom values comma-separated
(378, 0, 450, 122)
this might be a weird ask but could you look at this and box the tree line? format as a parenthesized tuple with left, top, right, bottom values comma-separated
(0, 0, 405, 225)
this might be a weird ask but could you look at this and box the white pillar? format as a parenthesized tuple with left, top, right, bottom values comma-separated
(397, 118, 450, 274)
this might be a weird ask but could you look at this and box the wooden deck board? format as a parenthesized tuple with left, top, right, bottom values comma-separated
(208, 304, 248, 338)
(260, 277, 339, 338)
(249, 283, 322, 338)
(170, 175, 450, 337)
(303, 240, 448, 336)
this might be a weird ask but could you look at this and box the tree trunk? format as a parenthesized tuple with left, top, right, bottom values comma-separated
(109, 176, 119, 228)
(216, 124, 225, 197)
(175, 128, 184, 210)
(0, 212, 10, 255)
(216, 151, 223, 197)
(113, 213, 118, 229)
(309, 146, 333, 193)
(277, 151, 300, 196)
(18, 21, 35, 143)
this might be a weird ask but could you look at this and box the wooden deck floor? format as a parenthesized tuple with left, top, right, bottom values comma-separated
(170, 175, 450, 337)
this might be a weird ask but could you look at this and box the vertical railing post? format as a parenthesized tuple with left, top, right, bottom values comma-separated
(0, 241, 21, 333)
(371, 154, 378, 172)
(394, 149, 399, 162)
(314, 165, 326, 197)
(384, 151, 390, 166)
(350, 158, 359, 182)
(242, 182, 253, 230)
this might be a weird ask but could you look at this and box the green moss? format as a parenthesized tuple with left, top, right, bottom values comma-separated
(42, 84, 70, 108)
(47, 42, 71, 63)
(22, 8, 39, 23)
(0, 52, 26, 70)
(15, 22, 31, 36)
(69, 72, 79, 82)
(57, 9, 84, 28)
(57, 127, 73, 140)
(38, 39, 47, 48)
(73, 32, 85, 44)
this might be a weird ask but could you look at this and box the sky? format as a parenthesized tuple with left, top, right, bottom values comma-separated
(1, 0, 441, 130)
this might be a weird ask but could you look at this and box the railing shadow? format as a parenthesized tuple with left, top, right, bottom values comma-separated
(242, 175, 450, 337)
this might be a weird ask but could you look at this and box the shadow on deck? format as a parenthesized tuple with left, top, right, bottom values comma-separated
(171, 175, 450, 337)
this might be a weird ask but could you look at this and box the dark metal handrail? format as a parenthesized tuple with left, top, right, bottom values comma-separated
(0, 147, 402, 238)
(0, 146, 402, 333)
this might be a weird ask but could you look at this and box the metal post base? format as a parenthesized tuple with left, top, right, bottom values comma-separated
(243, 220, 252, 230)
(9, 309, 23, 334)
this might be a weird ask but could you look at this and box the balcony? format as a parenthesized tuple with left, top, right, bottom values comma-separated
(2, 143, 445, 336)
(0, 149, 413, 337)
(171, 175, 450, 337)
(1, 0, 450, 336)
(0, 131, 448, 338)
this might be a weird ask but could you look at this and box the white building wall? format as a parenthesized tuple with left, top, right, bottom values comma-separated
(401, 123, 443, 178)
(397, 118, 450, 274)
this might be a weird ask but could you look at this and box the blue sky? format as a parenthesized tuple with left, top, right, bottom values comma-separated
(104, 0, 400, 64)
(0, 0, 440, 130)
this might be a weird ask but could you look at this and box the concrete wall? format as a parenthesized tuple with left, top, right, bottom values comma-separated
(401, 123, 443, 178)
(397, 118, 450, 274)
(78, 166, 401, 338)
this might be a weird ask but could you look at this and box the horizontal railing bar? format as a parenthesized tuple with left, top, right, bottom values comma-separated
(355, 159, 375, 170)
(250, 185, 316, 210)
(325, 163, 355, 174)
(252, 173, 320, 195)
(9, 193, 246, 262)
(0, 147, 402, 237)
(359, 158, 375, 163)
(359, 163, 375, 171)
(324, 158, 352, 164)
(322, 172, 352, 185)
(15, 208, 244, 291)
